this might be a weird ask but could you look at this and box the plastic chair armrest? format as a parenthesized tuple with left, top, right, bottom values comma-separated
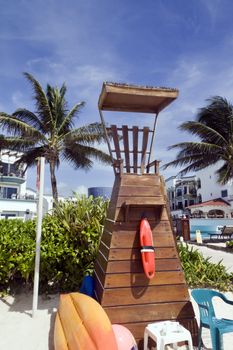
(220, 294, 233, 306)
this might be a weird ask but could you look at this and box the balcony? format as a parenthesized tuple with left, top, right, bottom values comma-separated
(0, 173, 25, 185)
(0, 194, 36, 201)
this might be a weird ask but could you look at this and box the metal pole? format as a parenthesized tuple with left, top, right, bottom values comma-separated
(32, 157, 45, 318)
(148, 113, 159, 165)
(99, 109, 114, 163)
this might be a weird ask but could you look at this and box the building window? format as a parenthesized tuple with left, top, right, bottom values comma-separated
(176, 189, 182, 197)
(184, 200, 188, 207)
(184, 186, 187, 195)
(189, 200, 194, 205)
(221, 190, 228, 198)
(177, 202, 183, 209)
(197, 178, 201, 189)
(0, 187, 17, 199)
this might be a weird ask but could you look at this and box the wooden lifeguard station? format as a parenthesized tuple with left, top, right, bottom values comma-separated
(94, 83, 197, 348)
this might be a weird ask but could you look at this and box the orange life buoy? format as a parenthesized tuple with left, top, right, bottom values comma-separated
(140, 218, 155, 279)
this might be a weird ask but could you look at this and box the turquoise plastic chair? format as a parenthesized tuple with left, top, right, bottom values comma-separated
(191, 289, 233, 350)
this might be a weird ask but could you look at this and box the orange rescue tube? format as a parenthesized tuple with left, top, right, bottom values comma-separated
(140, 218, 155, 279)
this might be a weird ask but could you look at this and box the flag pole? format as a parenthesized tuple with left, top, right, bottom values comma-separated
(32, 157, 45, 318)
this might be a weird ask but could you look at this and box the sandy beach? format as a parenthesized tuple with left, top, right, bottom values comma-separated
(0, 244, 233, 349)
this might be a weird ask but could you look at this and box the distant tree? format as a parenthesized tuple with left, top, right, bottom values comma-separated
(0, 73, 111, 202)
(163, 96, 233, 184)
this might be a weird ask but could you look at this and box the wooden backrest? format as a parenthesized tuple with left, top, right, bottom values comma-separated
(107, 124, 158, 175)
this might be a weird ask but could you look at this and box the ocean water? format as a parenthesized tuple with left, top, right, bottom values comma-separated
(190, 218, 233, 240)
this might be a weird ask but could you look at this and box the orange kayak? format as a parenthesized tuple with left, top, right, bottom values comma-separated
(140, 218, 155, 279)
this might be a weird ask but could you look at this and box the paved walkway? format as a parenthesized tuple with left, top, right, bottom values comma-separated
(189, 242, 233, 273)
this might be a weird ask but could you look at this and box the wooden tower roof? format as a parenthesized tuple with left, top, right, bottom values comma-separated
(98, 82, 179, 113)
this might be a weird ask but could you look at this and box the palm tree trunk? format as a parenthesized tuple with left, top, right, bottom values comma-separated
(49, 160, 58, 203)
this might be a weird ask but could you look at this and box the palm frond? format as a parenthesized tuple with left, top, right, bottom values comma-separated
(179, 121, 227, 145)
(0, 112, 46, 140)
(24, 72, 53, 128)
(63, 123, 106, 145)
(57, 101, 85, 135)
(168, 141, 222, 155)
(197, 96, 233, 140)
(215, 162, 233, 185)
(12, 108, 44, 132)
(15, 146, 48, 169)
(63, 143, 111, 170)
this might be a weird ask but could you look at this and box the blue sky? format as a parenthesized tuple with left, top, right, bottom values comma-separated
(0, 0, 233, 195)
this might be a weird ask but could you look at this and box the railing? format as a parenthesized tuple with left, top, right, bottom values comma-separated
(0, 194, 36, 200)
(0, 172, 25, 178)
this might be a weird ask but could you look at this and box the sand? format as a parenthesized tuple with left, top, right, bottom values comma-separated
(0, 244, 233, 349)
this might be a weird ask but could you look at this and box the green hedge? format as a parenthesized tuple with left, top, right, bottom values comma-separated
(226, 240, 233, 249)
(178, 243, 233, 291)
(0, 195, 108, 293)
(1, 197, 233, 294)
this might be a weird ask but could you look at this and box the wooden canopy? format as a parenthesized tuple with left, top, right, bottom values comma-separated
(98, 82, 179, 114)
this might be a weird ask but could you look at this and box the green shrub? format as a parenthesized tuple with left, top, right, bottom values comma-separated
(226, 240, 233, 249)
(178, 243, 233, 291)
(0, 219, 36, 291)
(0, 195, 108, 294)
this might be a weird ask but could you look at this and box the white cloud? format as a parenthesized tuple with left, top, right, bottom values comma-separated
(74, 185, 88, 196)
(11, 91, 29, 108)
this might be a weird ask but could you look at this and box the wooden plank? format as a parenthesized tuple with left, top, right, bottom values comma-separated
(104, 271, 185, 288)
(94, 271, 104, 302)
(116, 196, 163, 207)
(95, 251, 108, 272)
(115, 206, 164, 222)
(99, 83, 178, 114)
(120, 174, 161, 186)
(110, 231, 174, 249)
(98, 241, 110, 260)
(132, 126, 138, 173)
(100, 230, 112, 247)
(107, 247, 178, 260)
(104, 301, 194, 324)
(104, 219, 170, 232)
(101, 284, 189, 307)
(110, 125, 121, 160)
(94, 261, 106, 287)
(118, 185, 162, 197)
(105, 258, 181, 273)
(122, 125, 130, 172)
(141, 127, 149, 174)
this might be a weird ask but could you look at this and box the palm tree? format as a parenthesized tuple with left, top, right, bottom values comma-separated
(163, 96, 233, 185)
(0, 73, 111, 202)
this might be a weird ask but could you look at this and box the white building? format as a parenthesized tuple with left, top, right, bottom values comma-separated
(165, 174, 198, 216)
(195, 163, 233, 207)
(0, 150, 63, 219)
(165, 162, 233, 217)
